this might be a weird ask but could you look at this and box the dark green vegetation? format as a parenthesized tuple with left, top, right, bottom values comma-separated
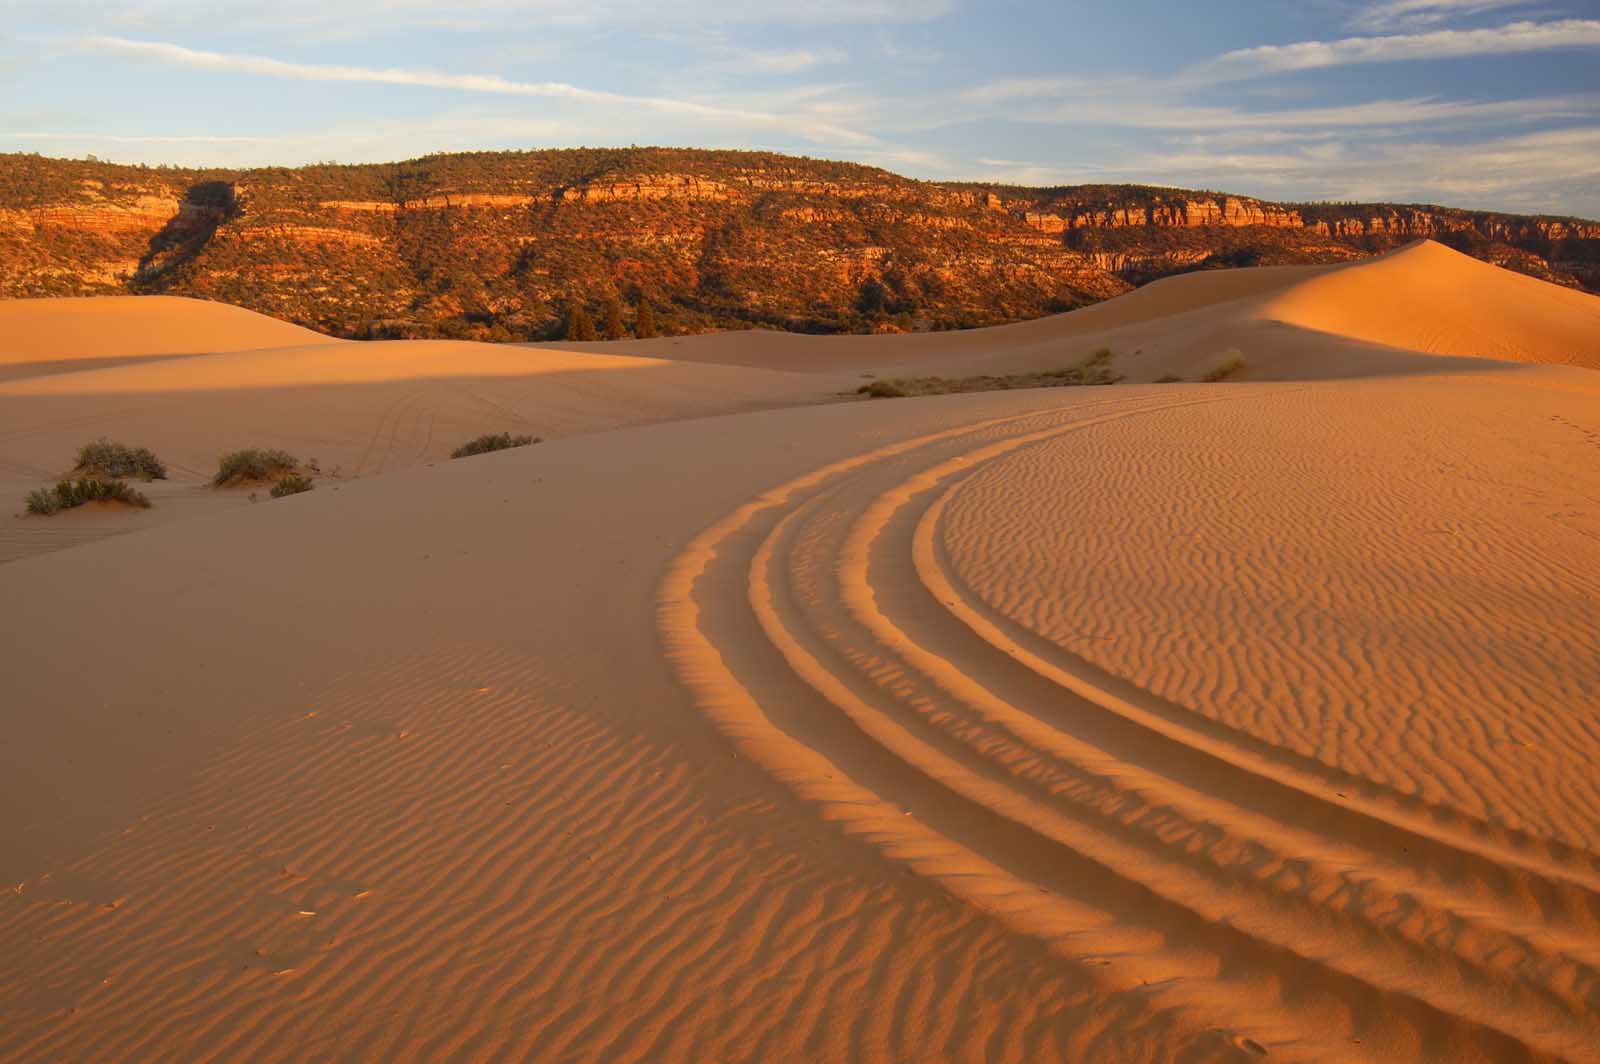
(450, 432, 540, 459)
(26, 478, 151, 515)
(214, 448, 298, 486)
(269, 474, 314, 498)
(859, 348, 1122, 398)
(4, 148, 1596, 343)
(74, 439, 166, 480)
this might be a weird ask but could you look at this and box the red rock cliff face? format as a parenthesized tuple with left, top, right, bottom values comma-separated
(2, 149, 1595, 341)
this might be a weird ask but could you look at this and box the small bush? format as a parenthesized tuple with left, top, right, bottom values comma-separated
(1202, 352, 1247, 383)
(25, 478, 150, 515)
(74, 439, 166, 480)
(451, 432, 539, 459)
(270, 474, 314, 498)
(25, 487, 61, 515)
(215, 448, 298, 486)
(1154, 374, 1185, 383)
(857, 379, 907, 399)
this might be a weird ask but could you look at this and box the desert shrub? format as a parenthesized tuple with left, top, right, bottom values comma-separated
(25, 478, 150, 514)
(858, 379, 907, 398)
(24, 487, 61, 515)
(450, 432, 540, 459)
(1202, 352, 1247, 382)
(270, 474, 314, 498)
(215, 448, 298, 486)
(74, 439, 166, 480)
(858, 347, 1122, 399)
(1154, 374, 1185, 383)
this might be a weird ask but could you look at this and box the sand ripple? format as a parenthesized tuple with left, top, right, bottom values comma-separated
(661, 382, 1600, 1062)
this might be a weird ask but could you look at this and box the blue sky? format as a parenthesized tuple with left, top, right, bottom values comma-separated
(2, 1, 1598, 216)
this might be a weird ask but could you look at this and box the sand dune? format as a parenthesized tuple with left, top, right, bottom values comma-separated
(1261, 241, 1600, 367)
(580, 241, 1600, 381)
(2, 248, 1599, 1062)
(0, 326, 842, 563)
(0, 296, 337, 369)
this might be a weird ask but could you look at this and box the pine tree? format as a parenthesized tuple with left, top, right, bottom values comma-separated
(564, 303, 597, 341)
(635, 298, 657, 339)
(602, 297, 625, 340)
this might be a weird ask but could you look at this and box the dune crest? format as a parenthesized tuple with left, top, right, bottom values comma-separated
(1259, 240, 1600, 368)
(0, 296, 338, 366)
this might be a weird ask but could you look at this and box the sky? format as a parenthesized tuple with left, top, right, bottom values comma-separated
(2, 1, 1598, 216)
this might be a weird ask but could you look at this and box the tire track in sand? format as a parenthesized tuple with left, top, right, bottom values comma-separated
(660, 387, 1600, 1063)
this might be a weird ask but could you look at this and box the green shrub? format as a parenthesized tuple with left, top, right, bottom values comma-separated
(215, 448, 298, 486)
(25, 478, 151, 515)
(24, 487, 61, 515)
(74, 439, 166, 480)
(1202, 352, 1247, 382)
(269, 474, 314, 498)
(450, 432, 540, 459)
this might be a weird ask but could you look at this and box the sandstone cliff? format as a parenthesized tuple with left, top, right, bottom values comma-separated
(2, 148, 1594, 340)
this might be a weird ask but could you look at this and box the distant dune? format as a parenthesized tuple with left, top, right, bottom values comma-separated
(573, 240, 1600, 380)
(2, 242, 1599, 1062)
(0, 295, 337, 367)
(1261, 240, 1600, 367)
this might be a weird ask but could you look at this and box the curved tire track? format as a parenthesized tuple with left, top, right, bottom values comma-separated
(660, 389, 1600, 1063)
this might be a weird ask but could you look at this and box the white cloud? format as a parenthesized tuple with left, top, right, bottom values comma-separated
(1350, 0, 1539, 31)
(84, 36, 873, 144)
(1013, 93, 1599, 132)
(1118, 124, 1600, 212)
(1194, 19, 1600, 80)
(700, 48, 838, 77)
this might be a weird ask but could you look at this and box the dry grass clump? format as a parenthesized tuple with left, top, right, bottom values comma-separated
(215, 448, 299, 486)
(269, 474, 314, 498)
(1202, 352, 1248, 382)
(859, 347, 1122, 399)
(74, 439, 166, 480)
(451, 432, 540, 459)
(26, 478, 151, 515)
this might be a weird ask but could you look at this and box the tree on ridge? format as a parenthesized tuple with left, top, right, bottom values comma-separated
(565, 303, 597, 341)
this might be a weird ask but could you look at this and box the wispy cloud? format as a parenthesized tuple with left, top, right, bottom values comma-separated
(1007, 93, 1599, 132)
(84, 36, 872, 144)
(699, 47, 840, 77)
(1350, 0, 1539, 31)
(1116, 124, 1600, 210)
(958, 20, 1600, 107)
(1194, 19, 1600, 80)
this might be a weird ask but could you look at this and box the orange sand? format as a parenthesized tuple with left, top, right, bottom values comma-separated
(2, 241, 1599, 1062)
